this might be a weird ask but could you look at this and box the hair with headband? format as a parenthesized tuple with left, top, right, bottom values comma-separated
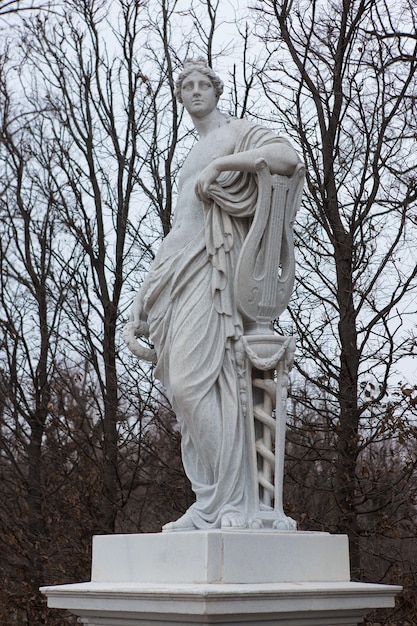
(175, 57, 224, 103)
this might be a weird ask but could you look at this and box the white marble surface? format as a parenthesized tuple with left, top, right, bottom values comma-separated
(125, 58, 303, 532)
(91, 531, 350, 584)
(41, 579, 402, 625)
(41, 530, 401, 625)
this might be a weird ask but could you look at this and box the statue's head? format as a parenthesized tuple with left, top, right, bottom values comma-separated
(175, 57, 224, 104)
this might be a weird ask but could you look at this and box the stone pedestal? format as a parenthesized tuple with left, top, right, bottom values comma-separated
(41, 531, 401, 626)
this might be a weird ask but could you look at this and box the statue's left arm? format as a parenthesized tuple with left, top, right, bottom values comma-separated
(195, 142, 299, 201)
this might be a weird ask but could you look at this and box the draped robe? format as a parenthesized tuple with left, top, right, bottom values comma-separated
(143, 121, 288, 529)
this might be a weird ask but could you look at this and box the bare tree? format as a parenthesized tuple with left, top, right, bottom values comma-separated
(0, 48, 72, 621)
(0, 1, 187, 621)
(0, 0, 52, 18)
(13, 0, 177, 533)
(253, 0, 417, 583)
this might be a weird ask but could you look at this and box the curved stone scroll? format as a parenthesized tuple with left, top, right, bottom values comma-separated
(235, 159, 305, 333)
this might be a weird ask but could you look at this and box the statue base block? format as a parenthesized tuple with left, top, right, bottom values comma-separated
(41, 531, 401, 625)
(91, 530, 350, 584)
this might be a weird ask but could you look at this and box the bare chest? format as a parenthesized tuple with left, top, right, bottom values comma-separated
(179, 125, 237, 185)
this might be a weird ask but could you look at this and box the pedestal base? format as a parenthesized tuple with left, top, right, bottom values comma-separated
(42, 580, 401, 626)
(91, 530, 350, 584)
(41, 532, 401, 626)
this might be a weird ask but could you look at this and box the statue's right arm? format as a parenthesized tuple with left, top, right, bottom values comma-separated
(195, 143, 299, 202)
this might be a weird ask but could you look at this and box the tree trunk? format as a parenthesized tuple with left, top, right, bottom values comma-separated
(26, 293, 50, 621)
(101, 301, 120, 533)
(333, 237, 361, 579)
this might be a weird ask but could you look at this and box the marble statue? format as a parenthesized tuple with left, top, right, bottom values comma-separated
(124, 58, 305, 531)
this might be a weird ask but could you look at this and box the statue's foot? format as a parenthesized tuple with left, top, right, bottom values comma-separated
(249, 518, 263, 529)
(272, 513, 297, 531)
(162, 511, 196, 532)
(221, 511, 248, 529)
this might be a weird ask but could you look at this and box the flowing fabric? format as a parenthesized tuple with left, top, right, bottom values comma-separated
(143, 121, 288, 528)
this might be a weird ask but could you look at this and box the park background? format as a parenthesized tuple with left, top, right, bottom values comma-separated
(0, 0, 417, 623)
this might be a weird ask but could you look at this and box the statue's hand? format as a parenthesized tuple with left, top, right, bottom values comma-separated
(195, 161, 221, 201)
(123, 320, 157, 363)
(123, 291, 156, 362)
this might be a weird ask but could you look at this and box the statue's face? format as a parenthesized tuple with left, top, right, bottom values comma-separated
(180, 70, 217, 119)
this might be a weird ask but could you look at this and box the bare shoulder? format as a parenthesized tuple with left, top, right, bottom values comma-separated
(217, 117, 255, 151)
(225, 117, 279, 144)
(226, 117, 252, 137)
